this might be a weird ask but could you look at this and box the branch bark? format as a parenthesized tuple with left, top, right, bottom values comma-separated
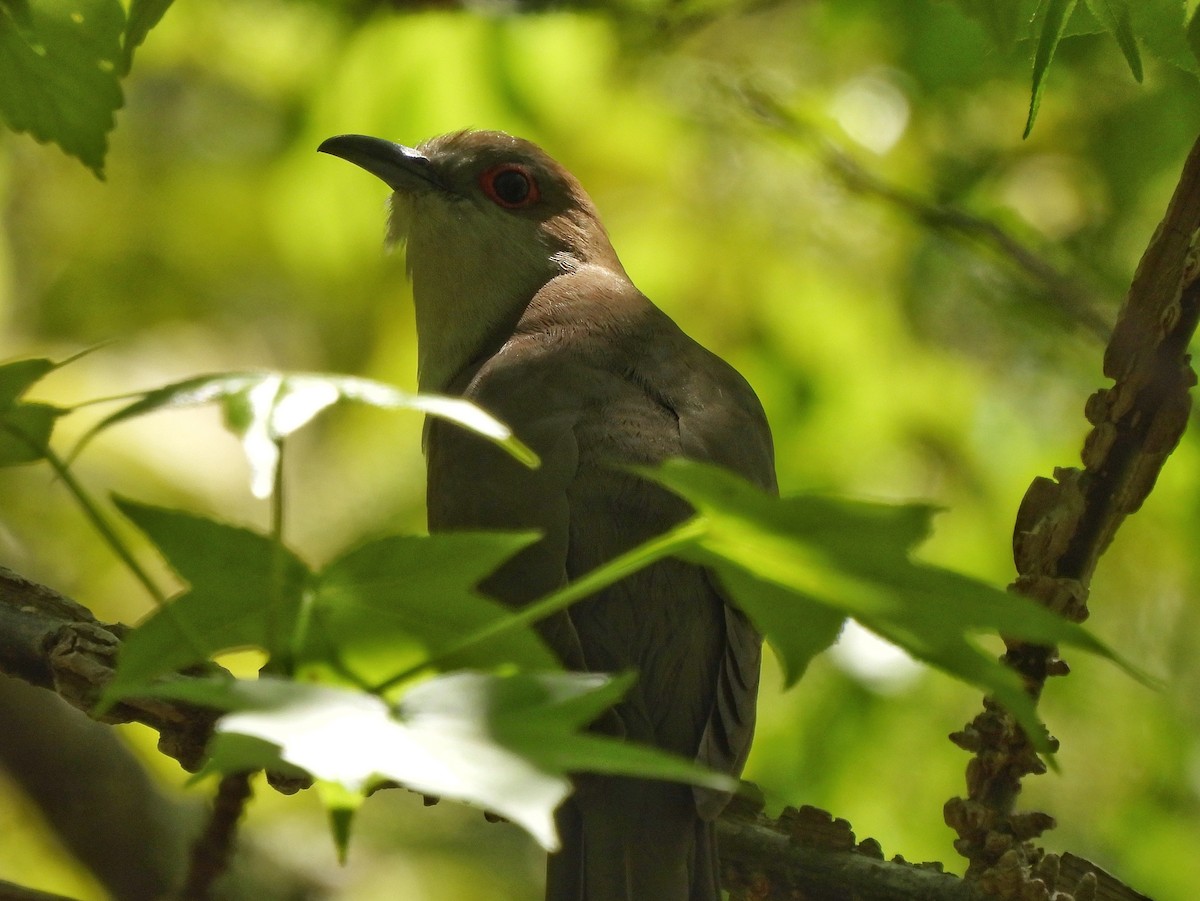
(944, 130, 1200, 898)
(0, 567, 324, 901)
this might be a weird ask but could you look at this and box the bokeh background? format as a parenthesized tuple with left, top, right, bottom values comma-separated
(2, 1, 1199, 898)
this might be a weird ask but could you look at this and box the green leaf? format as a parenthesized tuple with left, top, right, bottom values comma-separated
(120, 0, 171, 74)
(1132, 0, 1200, 74)
(1025, 0, 1079, 138)
(710, 564, 844, 687)
(141, 672, 734, 851)
(0, 357, 56, 407)
(306, 531, 558, 685)
(950, 0, 1042, 48)
(0, 357, 66, 465)
(0, 0, 125, 176)
(73, 371, 539, 498)
(315, 780, 361, 864)
(104, 499, 310, 699)
(1085, 0, 1144, 80)
(0, 402, 64, 466)
(1191, 5, 1200, 66)
(639, 459, 1138, 752)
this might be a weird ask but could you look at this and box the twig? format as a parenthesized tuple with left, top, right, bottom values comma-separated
(182, 772, 255, 900)
(733, 81, 1111, 340)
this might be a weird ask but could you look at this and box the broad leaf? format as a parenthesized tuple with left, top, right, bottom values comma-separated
(306, 531, 557, 684)
(73, 371, 538, 498)
(104, 499, 310, 700)
(0, 0, 124, 176)
(639, 459, 1137, 751)
(141, 672, 735, 851)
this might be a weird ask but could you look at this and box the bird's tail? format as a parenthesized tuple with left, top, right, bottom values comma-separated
(545, 776, 720, 901)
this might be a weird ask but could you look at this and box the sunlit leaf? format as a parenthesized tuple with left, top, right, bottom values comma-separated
(0, 0, 124, 176)
(638, 459, 1140, 751)
(103, 498, 310, 701)
(315, 780, 362, 864)
(73, 371, 538, 498)
(1025, 0, 1079, 137)
(218, 374, 340, 499)
(140, 672, 735, 851)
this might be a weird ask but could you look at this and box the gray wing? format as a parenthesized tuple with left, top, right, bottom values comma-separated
(425, 348, 591, 670)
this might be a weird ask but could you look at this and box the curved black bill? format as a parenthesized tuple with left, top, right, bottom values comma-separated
(318, 134, 443, 193)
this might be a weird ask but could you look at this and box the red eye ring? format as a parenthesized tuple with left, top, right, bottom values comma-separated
(479, 164, 539, 209)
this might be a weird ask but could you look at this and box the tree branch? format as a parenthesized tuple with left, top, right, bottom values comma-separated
(944, 130, 1200, 898)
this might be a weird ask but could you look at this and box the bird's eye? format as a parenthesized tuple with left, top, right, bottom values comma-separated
(480, 164, 539, 209)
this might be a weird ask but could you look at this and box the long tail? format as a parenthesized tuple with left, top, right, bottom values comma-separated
(544, 776, 719, 901)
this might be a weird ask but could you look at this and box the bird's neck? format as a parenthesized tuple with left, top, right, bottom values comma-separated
(414, 293, 525, 394)
(405, 213, 630, 394)
(409, 236, 556, 394)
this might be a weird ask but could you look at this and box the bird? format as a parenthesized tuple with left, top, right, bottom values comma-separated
(319, 129, 776, 901)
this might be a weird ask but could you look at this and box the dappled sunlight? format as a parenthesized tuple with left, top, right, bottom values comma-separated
(2, 1, 1198, 898)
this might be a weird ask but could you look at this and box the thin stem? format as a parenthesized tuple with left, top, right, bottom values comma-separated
(267, 437, 293, 675)
(372, 517, 708, 694)
(41, 442, 168, 606)
(0, 419, 222, 668)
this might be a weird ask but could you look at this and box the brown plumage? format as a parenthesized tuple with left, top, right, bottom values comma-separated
(320, 130, 776, 901)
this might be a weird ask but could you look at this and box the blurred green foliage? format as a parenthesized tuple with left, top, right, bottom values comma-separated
(3, 1, 1200, 899)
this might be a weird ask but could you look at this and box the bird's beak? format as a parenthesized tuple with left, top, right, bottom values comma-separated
(318, 134, 444, 193)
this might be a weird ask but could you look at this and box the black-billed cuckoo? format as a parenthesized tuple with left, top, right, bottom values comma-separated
(319, 130, 776, 901)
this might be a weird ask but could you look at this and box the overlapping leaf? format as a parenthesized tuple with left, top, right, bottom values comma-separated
(0, 357, 65, 467)
(951, 0, 1193, 134)
(105, 501, 555, 702)
(74, 371, 537, 499)
(103, 498, 311, 701)
(139, 672, 736, 853)
(638, 459, 1138, 749)
(1085, 0, 1143, 81)
(304, 531, 557, 684)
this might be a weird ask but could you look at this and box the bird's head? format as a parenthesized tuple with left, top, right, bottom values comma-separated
(320, 130, 625, 390)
